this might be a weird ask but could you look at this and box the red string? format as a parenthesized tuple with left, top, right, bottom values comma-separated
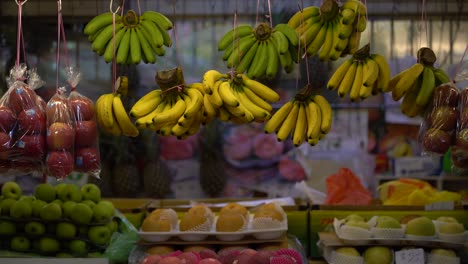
(60, 16, 70, 69)
(172, 0, 181, 67)
(16, 1, 24, 67)
(419, 0, 428, 48)
(255, 0, 260, 27)
(112, 13, 117, 93)
(232, 0, 238, 78)
(21, 27, 27, 65)
(267, 0, 272, 28)
(453, 44, 468, 83)
(120, 0, 125, 16)
(56, 1, 62, 91)
(137, 0, 142, 16)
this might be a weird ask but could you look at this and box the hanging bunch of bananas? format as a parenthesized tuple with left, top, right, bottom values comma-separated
(130, 68, 205, 139)
(84, 10, 172, 64)
(264, 85, 333, 146)
(389, 47, 450, 117)
(217, 22, 299, 80)
(288, 0, 367, 60)
(327, 44, 391, 101)
(96, 78, 140, 137)
(201, 70, 280, 124)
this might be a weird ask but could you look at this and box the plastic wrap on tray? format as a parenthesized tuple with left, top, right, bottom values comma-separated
(45, 87, 76, 179)
(419, 82, 460, 155)
(66, 67, 101, 178)
(451, 87, 468, 169)
(0, 65, 47, 174)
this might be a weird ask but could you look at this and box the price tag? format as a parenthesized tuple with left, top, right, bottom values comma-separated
(425, 201, 454, 211)
(395, 248, 425, 264)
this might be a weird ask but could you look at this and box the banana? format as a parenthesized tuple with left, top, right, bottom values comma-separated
(292, 102, 307, 146)
(308, 137, 319, 146)
(202, 95, 217, 122)
(103, 27, 127, 63)
(318, 22, 336, 61)
(208, 80, 224, 108)
(129, 28, 142, 64)
(202, 70, 228, 94)
(342, 0, 367, 16)
(327, 58, 353, 90)
(272, 30, 289, 54)
(288, 6, 320, 29)
(247, 41, 268, 79)
(274, 23, 299, 47)
(306, 100, 321, 140)
(241, 74, 280, 102)
(264, 101, 293, 133)
(335, 38, 349, 52)
(391, 63, 424, 101)
(295, 17, 319, 36)
(341, 9, 356, 25)
(356, 15, 367, 32)
(347, 30, 361, 54)
(236, 41, 259, 74)
(338, 21, 354, 40)
(279, 49, 294, 73)
(313, 95, 332, 134)
(218, 81, 240, 107)
(415, 66, 436, 107)
(349, 62, 364, 101)
(153, 97, 186, 125)
(265, 39, 280, 79)
(136, 25, 157, 64)
(363, 58, 379, 87)
(130, 89, 162, 118)
(243, 86, 273, 112)
(217, 105, 231, 122)
(400, 76, 422, 117)
(154, 22, 172, 47)
(84, 12, 117, 35)
(97, 93, 115, 129)
(112, 94, 140, 137)
(227, 34, 256, 68)
(337, 61, 357, 97)
(306, 22, 328, 57)
(140, 19, 164, 48)
(370, 54, 391, 92)
(116, 29, 131, 64)
(88, 27, 106, 42)
(185, 111, 203, 136)
(299, 20, 322, 48)
(171, 121, 191, 137)
(235, 89, 271, 121)
(138, 100, 168, 127)
(218, 24, 254, 51)
(92, 23, 124, 53)
(433, 68, 451, 85)
(141, 11, 173, 30)
(184, 87, 204, 119)
(276, 102, 299, 142)
(289, 43, 300, 63)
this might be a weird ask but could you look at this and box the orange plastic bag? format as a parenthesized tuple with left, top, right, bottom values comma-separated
(325, 168, 372, 205)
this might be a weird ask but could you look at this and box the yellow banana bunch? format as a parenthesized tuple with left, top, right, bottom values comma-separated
(201, 70, 280, 124)
(388, 47, 450, 117)
(96, 92, 139, 137)
(130, 83, 205, 138)
(84, 10, 172, 64)
(288, 0, 367, 60)
(264, 85, 333, 146)
(218, 22, 299, 80)
(327, 44, 391, 101)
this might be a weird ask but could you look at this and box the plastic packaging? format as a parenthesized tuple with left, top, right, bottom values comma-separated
(66, 67, 101, 178)
(45, 86, 76, 179)
(419, 82, 460, 155)
(451, 87, 468, 170)
(325, 168, 372, 205)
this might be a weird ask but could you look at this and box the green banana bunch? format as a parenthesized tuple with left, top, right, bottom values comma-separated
(388, 47, 450, 117)
(83, 10, 173, 64)
(218, 22, 299, 80)
(264, 85, 333, 146)
(288, 0, 367, 60)
(201, 70, 280, 124)
(327, 44, 391, 101)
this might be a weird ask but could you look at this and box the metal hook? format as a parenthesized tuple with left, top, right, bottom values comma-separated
(15, 0, 28, 6)
(110, 0, 121, 14)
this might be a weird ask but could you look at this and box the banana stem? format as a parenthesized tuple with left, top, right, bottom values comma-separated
(254, 23, 272, 41)
(294, 84, 314, 102)
(353, 43, 371, 61)
(320, 0, 339, 22)
(123, 10, 140, 28)
(417, 47, 436, 66)
(156, 67, 186, 91)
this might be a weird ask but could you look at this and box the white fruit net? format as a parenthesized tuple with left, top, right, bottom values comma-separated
(427, 253, 461, 264)
(331, 251, 364, 264)
(371, 227, 406, 239)
(157, 209, 179, 230)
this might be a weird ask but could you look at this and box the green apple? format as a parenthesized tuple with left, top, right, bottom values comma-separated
(431, 248, 457, 257)
(51, 199, 63, 206)
(335, 247, 360, 256)
(39, 203, 63, 221)
(38, 237, 60, 253)
(56, 222, 77, 239)
(62, 201, 77, 218)
(19, 195, 35, 203)
(81, 183, 101, 203)
(98, 200, 115, 213)
(69, 239, 88, 255)
(57, 184, 82, 202)
(82, 200, 96, 209)
(25, 221, 46, 236)
(406, 216, 435, 236)
(88, 252, 103, 258)
(123, 212, 145, 229)
(54, 183, 67, 194)
(436, 216, 459, 223)
(376, 216, 401, 229)
(70, 203, 93, 224)
(31, 200, 47, 217)
(1, 182, 22, 200)
(0, 220, 16, 235)
(10, 200, 33, 218)
(88, 225, 111, 245)
(79, 226, 89, 236)
(10, 236, 30, 251)
(106, 219, 119, 234)
(34, 183, 56, 202)
(364, 246, 393, 264)
(56, 252, 74, 258)
(346, 220, 370, 230)
(0, 198, 17, 216)
(344, 214, 365, 223)
(439, 222, 465, 234)
(93, 202, 114, 223)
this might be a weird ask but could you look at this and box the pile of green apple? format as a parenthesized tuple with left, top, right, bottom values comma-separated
(0, 181, 118, 257)
(334, 246, 393, 264)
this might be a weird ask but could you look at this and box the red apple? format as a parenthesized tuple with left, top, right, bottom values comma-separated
(12, 160, 42, 172)
(46, 97, 73, 123)
(460, 109, 468, 130)
(0, 132, 13, 152)
(16, 134, 46, 158)
(451, 146, 468, 169)
(17, 108, 46, 135)
(36, 95, 47, 111)
(8, 86, 37, 114)
(0, 107, 16, 133)
(70, 97, 95, 121)
(456, 128, 468, 150)
(422, 128, 452, 154)
(47, 122, 75, 150)
(433, 84, 459, 107)
(47, 151, 74, 178)
(0, 159, 11, 173)
(75, 121, 97, 147)
(429, 107, 458, 132)
(75, 147, 100, 172)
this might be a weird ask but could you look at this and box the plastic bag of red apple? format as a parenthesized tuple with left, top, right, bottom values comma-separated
(0, 64, 47, 175)
(451, 87, 468, 170)
(418, 82, 460, 156)
(66, 67, 101, 178)
(45, 87, 76, 179)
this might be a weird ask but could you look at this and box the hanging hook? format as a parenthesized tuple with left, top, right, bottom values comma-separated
(110, 0, 121, 14)
(15, 0, 28, 5)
